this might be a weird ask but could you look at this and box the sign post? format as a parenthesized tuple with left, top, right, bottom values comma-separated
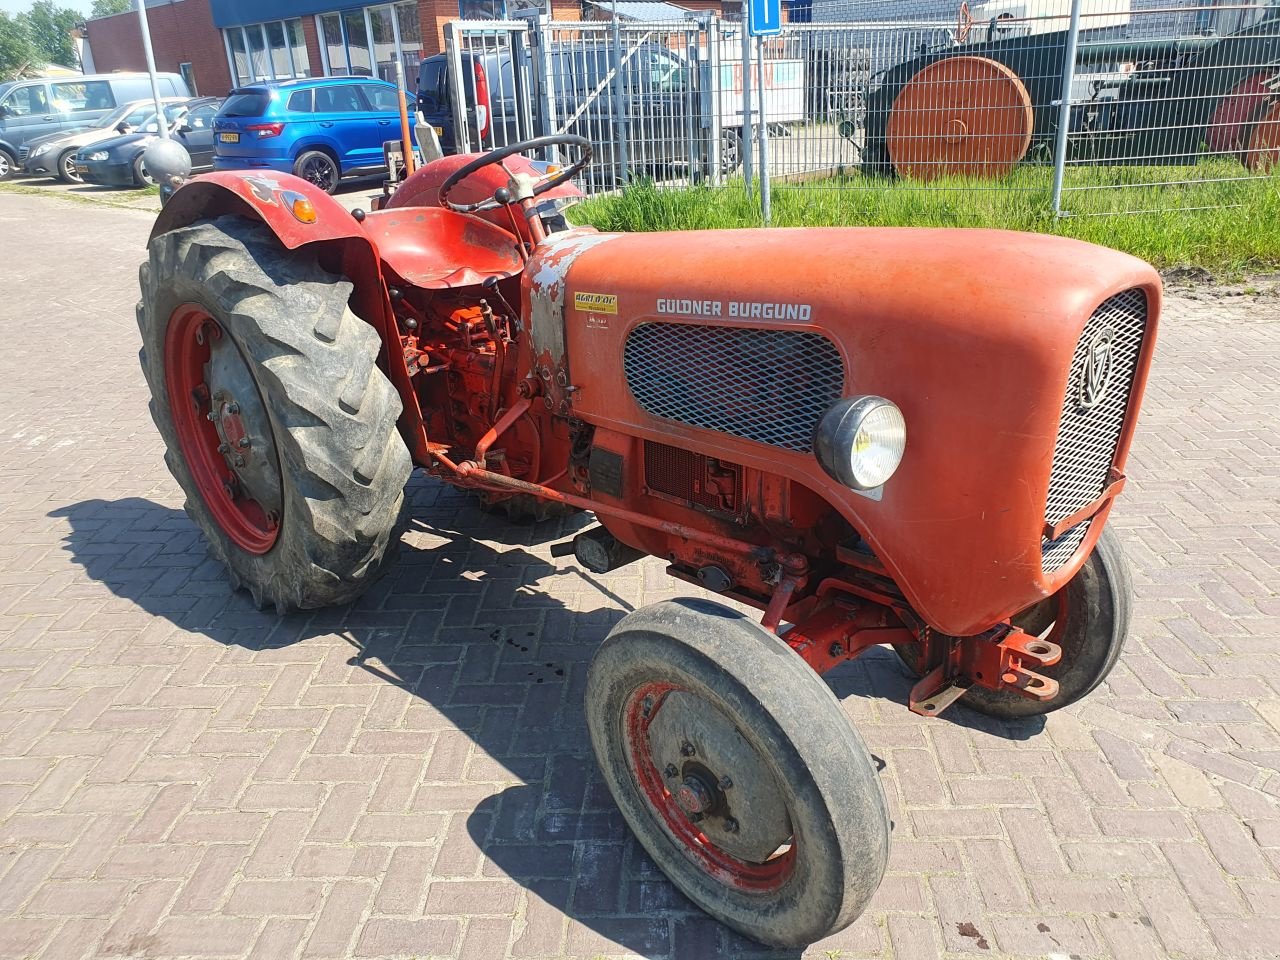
(746, 0, 780, 224)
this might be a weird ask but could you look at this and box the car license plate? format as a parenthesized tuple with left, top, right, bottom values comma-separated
(219, 132, 240, 143)
(75, 163, 89, 173)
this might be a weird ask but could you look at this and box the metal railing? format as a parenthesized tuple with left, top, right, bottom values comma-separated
(441, 1, 1280, 216)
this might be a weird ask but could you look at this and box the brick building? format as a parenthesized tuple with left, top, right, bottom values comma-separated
(85, 0, 738, 99)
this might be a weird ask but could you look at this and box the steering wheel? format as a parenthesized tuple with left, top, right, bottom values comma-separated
(438, 134, 593, 213)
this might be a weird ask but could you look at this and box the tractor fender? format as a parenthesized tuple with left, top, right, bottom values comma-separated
(148, 171, 431, 465)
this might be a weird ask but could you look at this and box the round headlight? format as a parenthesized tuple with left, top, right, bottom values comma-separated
(814, 396, 906, 491)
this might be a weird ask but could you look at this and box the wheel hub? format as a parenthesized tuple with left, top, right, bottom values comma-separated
(206, 330, 283, 521)
(645, 690, 792, 863)
(163, 305, 283, 554)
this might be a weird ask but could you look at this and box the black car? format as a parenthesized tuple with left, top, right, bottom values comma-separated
(76, 98, 220, 188)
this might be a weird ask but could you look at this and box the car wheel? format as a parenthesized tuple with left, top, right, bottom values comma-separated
(133, 153, 157, 188)
(720, 127, 742, 175)
(294, 150, 340, 194)
(0, 148, 15, 181)
(58, 149, 82, 184)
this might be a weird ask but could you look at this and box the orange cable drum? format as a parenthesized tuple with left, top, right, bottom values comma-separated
(886, 56, 1034, 181)
(1245, 100, 1280, 172)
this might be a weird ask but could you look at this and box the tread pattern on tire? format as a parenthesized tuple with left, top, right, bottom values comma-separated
(137, 215, 412, 612)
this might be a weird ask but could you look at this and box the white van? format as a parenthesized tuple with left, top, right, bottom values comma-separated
(0, 72, 190, 179)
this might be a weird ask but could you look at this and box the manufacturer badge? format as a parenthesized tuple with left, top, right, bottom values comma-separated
(1078, 327, 1115, 410)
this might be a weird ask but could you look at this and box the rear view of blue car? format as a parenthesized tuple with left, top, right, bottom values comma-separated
(213, 77, 412, 193)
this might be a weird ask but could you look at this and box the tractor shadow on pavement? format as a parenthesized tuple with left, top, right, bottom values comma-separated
(51, 490, 1044, 960)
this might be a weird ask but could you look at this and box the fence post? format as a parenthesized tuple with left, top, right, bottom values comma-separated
(740, 22, 754, 193)
(756, 35, 771, 225)
(610, 6, 630, 184)
(707, 16, 723, 185)
(444, 22, 471, 154)
(1050, 0, 1084, 217)
(531, 16, 558, 160)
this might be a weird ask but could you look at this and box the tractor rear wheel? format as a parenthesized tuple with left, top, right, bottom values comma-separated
(895, 526, 1132, 718)
(586, 598, 889, 947)
(137, 216, 412, 613)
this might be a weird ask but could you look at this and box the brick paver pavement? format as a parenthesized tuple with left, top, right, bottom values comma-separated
(1, 191, 1278, 960)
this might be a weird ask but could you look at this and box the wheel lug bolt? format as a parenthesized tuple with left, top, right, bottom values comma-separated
(233, 456, 245, 468)
(238, 437, 251, 448)
(226, 402, 240, 415)
(719, 776, 733, 790)
(664, 764, 678, 778)
(217, 442, 231, 454)
(724, 818, 739, 833)
(206, 411, 217, 421)
(680, 742, 695, 757)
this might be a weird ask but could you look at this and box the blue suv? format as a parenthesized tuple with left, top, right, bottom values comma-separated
(212, 77, 413, 193)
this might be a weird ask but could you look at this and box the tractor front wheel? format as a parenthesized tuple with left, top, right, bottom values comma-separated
(896, 526, 1132, 718)
(586, 598, 889, 947)
(137, 216, 412, 612)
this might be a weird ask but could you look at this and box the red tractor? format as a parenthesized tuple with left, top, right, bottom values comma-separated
(138, 134, 1158, 947)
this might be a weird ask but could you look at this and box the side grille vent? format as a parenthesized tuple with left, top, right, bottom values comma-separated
(1042, 288, 1148, 573)
(623, 323, 845, 453)
(644, 441, 744, 516)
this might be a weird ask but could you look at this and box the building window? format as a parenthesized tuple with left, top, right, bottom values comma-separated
(179, 62, 197, 95)
(317, 3, 422, 86)
(785, 0, 812, 24)
(222, 18, 312, 88)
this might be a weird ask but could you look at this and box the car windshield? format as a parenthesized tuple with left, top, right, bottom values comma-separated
(219, 91, 270, 118)
(94, 103, 139, 129)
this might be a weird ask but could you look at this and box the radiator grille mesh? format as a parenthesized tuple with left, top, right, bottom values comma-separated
(1042, 288, 1148, 573)
(623, 323, 845, 453)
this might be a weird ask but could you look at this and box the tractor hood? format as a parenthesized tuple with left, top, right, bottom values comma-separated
(524, 226, 1160, 636)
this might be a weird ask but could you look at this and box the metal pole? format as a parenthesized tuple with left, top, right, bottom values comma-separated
(610, 1, 630, 184)
(756, 35, 770, 224)
(394, 59, 416, 177)
(135, 0, 168, 139)
(740, 21, 753, 192)
(1050, 0, 1083, 217)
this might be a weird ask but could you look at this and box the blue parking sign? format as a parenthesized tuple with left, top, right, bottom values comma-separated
(747, 0, 782, 36)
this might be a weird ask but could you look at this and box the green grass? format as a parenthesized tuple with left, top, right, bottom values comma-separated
(574, 161, 1280, 276)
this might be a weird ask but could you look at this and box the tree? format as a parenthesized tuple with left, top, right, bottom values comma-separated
(18, 1, 81, 70)
(0, 14, 38, 81)
(90, 0, 133, 18)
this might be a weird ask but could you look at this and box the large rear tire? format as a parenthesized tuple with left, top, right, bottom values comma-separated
(586, 598, 889, 947)
(137, 216, 412, 612)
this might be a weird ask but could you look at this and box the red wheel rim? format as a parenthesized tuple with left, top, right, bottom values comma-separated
(624, 681, 795, 892)
(164, 304, 279, 554)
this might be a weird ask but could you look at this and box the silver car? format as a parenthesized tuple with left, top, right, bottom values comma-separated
(20, 98, 186, 183)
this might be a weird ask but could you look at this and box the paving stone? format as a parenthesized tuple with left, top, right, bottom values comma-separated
(2, 190, 1280, 960)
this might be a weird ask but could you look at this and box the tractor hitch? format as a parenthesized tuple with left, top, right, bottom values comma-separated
(907, 624, 1062, 717)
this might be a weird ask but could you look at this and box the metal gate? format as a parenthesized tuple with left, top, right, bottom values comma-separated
(445, 16, 721, 192)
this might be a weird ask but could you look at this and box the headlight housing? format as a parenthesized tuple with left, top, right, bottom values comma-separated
(30, 143, 53, 158)
(814, 396, 906, 492)
(86, 151, 109, 162)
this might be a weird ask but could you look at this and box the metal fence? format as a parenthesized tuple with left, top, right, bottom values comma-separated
(442, 0, 1280, 217)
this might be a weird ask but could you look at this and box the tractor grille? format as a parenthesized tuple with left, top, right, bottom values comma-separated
(623, 323, 845, 453)
(1042, 288, 1148, 573)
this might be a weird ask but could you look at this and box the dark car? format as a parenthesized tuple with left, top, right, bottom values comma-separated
(76, 98, 220, 188)
(212, 78, 413, 194)
(22, 98, 186, 182)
